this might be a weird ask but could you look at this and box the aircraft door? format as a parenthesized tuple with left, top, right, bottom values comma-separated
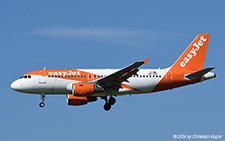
(166, 71, 172, 83)
(39, 71, 46, 84)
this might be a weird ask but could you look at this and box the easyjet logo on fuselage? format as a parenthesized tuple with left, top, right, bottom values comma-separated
(48, 71, 81, 76)
(180, 36, 207, 67)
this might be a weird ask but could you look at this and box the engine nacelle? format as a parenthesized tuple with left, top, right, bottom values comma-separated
(67, 94, 88, 106)
(70, 83, 104, 96)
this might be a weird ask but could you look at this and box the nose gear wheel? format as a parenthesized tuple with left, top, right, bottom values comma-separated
(39, 94, 45, 108)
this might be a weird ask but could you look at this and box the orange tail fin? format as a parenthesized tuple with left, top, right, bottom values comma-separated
(171, 34, 210, 72)
(152, 34, 211, 92)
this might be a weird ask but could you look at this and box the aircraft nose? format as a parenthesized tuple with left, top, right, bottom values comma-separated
(11, 81, 18, 90)
(11, 80, 21, 91)
(11, 80, 30, 93)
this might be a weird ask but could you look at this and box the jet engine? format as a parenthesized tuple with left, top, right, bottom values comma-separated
(67, 94, 88, 106)
(67, 83, 104, 96)
(67, 94, 98, 106)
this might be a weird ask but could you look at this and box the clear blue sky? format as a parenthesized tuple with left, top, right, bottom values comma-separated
(1, 0, 224, 140)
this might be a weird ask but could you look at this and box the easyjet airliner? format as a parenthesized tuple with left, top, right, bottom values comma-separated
(11, 34, 216, 111)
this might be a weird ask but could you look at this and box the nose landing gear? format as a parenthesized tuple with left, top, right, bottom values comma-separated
(39, 94, 45, 108)
(101, 96, 116, 111)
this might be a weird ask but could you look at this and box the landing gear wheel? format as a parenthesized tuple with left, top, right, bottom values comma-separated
(109, 96, 116, 105)
(39, 94, 45, 108)
(39, 102, 45, 108)
(104, 103, 111, 111)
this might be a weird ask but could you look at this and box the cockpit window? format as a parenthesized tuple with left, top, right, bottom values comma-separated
(20, 75, 31, 79)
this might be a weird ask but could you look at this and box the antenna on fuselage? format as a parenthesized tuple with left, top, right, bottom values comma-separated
(43, 67, 46, 70)
(68, 64, 78, 70)
(68, 64, 75, 69)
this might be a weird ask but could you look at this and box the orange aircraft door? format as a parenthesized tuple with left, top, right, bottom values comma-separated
(39, 71, 46, 84)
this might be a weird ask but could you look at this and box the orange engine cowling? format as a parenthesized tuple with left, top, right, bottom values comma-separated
(72, 83, 104, 96)
(67, 94, 88, 106)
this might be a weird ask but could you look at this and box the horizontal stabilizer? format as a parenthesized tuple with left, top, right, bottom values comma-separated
(185, 67, 215, 80)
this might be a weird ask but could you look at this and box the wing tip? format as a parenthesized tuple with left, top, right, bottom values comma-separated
(143, 58, 150, 64)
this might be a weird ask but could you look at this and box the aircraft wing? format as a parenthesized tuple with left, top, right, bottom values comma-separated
(93, 58, 149, 91)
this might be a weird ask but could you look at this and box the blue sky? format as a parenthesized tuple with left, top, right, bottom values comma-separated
(1, 0, 224, 140)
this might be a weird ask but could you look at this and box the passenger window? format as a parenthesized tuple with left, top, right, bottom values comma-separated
(68, 76, 70, 78)
(58, 76, 60, 78)
(84, 75, 86, 78)
(81, 75, 83, 78)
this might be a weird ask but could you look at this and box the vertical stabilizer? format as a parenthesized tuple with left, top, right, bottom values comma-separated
(152, 34, 211, 92)
(171, 34, 210, 72)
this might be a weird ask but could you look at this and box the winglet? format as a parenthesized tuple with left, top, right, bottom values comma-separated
(143, 58, 150, 64)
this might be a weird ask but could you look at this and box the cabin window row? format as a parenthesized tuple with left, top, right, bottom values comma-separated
(48, 75, 105, 78)
(132, 75, 161, 78)
(47, 74, 161, 78)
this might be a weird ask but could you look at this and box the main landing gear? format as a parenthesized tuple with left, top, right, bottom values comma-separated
(102, 96, 116, 111)
(39, 94, 45, 108)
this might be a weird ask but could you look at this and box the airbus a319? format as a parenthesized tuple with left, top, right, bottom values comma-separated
(11, 34, 216, 111)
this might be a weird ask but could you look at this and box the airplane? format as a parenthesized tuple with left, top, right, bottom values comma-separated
(11, 34, 216, 111)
